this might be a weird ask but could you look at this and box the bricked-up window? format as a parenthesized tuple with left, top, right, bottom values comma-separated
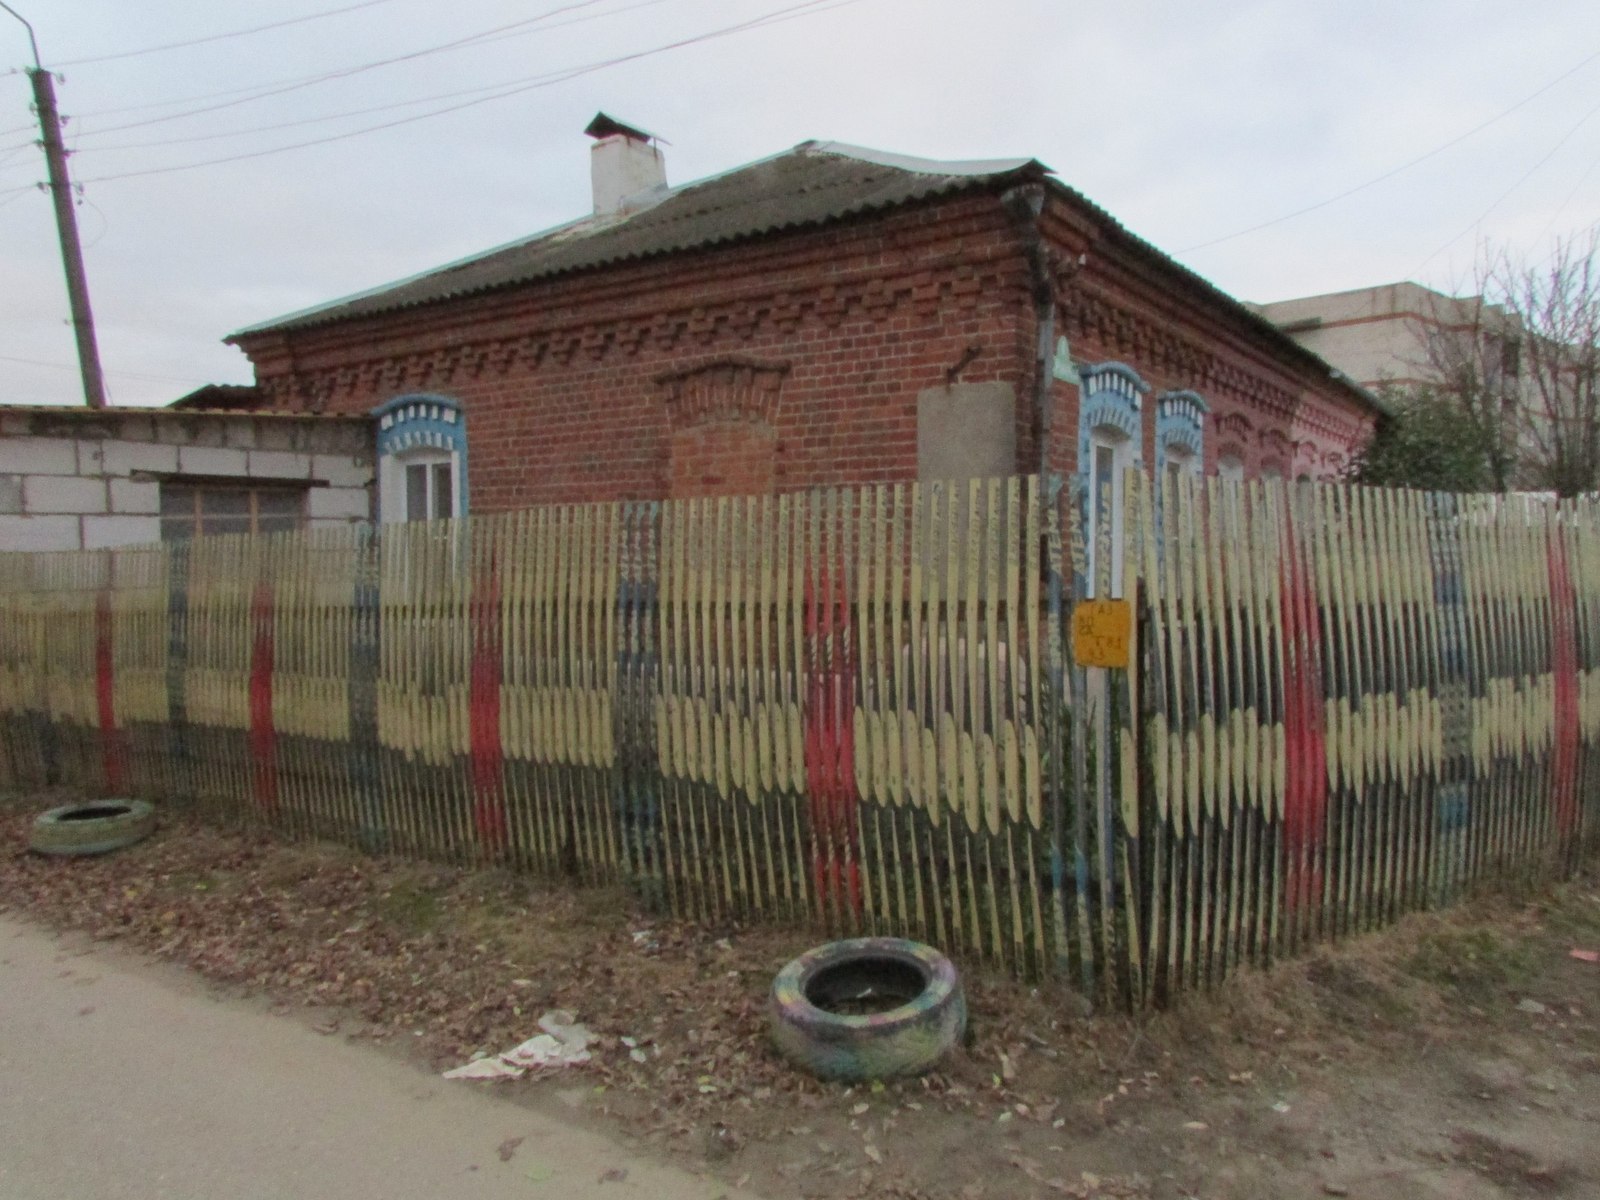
(159, 483, 306, 541)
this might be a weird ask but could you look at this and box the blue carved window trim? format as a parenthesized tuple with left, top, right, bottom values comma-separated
(373, 393, 468, 521)
(1076, 361, 1147, 471)
(1076, 361, 1148, 599)
(1154, 389, 1208, 474)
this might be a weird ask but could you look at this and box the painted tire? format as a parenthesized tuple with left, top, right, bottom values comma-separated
(28, 800, 156, 857)
(769, 937, 966, 1082)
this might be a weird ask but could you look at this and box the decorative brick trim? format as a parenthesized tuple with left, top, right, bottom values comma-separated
(657, 357, 790, 429)
(252, 210, 1024, 413)
(1216, 410, 1255, 441)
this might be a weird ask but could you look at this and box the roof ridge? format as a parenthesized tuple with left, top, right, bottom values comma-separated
(805, 141, 1043, 178)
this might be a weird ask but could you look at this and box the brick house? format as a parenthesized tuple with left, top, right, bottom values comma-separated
(224, 115, 1380, 525)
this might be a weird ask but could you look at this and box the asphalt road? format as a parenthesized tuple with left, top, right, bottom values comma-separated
(0, 914, 754, 1200)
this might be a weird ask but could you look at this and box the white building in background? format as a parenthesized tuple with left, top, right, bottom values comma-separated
(1249, 281, 1523, 393)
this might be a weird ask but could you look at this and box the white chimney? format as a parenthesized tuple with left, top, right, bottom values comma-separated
(585, 112, 667, 215)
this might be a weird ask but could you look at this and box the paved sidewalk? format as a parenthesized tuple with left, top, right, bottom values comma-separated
(0, 914, 753, 1200)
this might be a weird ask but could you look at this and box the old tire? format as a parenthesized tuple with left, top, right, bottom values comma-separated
(769, 937, 966, 1082)
(28, 800, 156, 857)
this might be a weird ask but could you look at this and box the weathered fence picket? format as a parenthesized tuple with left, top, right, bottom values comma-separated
(1, 476, 1596, 1007)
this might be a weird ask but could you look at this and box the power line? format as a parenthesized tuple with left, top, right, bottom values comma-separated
(70, 0, 616, 137)
(1525, 139, 1600, 255)
(71, 0, 683, 156)
(55, 0, 403, 67)
(1408, 93, 1600, 281)
(1178, 44, 1600, 255)
(0, 352, 208, 385)
(76, 0, 854, 187)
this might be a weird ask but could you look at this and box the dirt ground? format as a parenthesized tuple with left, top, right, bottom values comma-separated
(3, 789, 1597, 1200)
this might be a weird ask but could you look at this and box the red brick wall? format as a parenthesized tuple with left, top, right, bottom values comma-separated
(1038, 204, 1376, 483)
(238, 195, 1037, 512)
(669, 419, 776, 499)
(236, 187, 1376, 513)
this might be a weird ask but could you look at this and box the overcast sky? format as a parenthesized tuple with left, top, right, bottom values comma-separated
(3, 0, 1598, 408)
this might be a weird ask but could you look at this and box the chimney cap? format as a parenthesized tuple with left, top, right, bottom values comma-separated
(585, 111, 659, 143)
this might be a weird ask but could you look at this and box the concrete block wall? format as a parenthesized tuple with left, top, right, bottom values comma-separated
(0, 408, 375, 552)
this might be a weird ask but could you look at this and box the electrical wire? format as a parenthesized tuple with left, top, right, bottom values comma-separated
(1178, 44, 1600, 255)
(75, 0, 854, 187)
(1526, 142, 1600, 255)
(0, 352, 208, 385)
(79, 196, 108, 248)
(72, 0, 684, 155)
(55, 0, 404, 67)
(70, 0, 616, 135)
(1408, 94, 1600, 281)
(0, 140, 34, 168)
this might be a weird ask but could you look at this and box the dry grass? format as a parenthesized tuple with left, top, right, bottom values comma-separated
(4, 787, 1597, 1200)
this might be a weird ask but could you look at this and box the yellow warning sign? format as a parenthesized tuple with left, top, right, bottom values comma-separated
(1071, 599, 1133, 669)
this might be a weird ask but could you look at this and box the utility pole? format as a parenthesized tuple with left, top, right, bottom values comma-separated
(2, 2, 108, 409)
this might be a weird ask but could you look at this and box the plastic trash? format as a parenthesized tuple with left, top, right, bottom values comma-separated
(443, 1010, 593, 1079)
(442, 1057, 524, 1080)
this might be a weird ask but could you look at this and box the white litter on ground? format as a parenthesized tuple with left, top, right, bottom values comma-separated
(442, 1009, 594, 1080)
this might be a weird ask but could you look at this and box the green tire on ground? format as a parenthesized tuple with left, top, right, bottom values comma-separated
(28, 800, 157, 857)
(769, 937, 966, 1082)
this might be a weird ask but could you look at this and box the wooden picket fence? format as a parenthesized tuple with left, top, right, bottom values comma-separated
(1, 475, 1595, 1009)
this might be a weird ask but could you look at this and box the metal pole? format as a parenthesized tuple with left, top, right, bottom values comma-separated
(3, 3, 109, 409)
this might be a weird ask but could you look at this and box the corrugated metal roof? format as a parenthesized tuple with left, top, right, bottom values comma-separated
(224, 139, 1380, 416)
(230, 142, 1044, 337)
(0, 403, 366, 423)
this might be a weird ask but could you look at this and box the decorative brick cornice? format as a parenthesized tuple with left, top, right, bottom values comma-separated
(1216, 410, 1255, 441)
(1061, 281, 1376, 454)
(257, 244, 1020, 409)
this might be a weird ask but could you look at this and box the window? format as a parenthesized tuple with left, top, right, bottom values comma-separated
(1155, 389, 1207, 494)
(1076, 362, 1147, 601)
(402, 453, 456, 522)
(159, 484, 305, 542)
(1163, 443, 1196, 493)
(374, 394, 467, 524)
(1499, 336, 1522, 380)
(1216, 453, 1245, 483)
(1087, 428, 1132, 599)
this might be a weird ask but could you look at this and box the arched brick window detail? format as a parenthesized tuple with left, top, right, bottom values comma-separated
(1259, 428, 1292, 483)
(657, 358, 789, 498)
(373, 393, 467, 522)
(1216, 446, 1246, 482)
(1077, 361, 1148, 598)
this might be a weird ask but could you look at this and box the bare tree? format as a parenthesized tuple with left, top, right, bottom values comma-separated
(1416, 231, 1600, 496)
